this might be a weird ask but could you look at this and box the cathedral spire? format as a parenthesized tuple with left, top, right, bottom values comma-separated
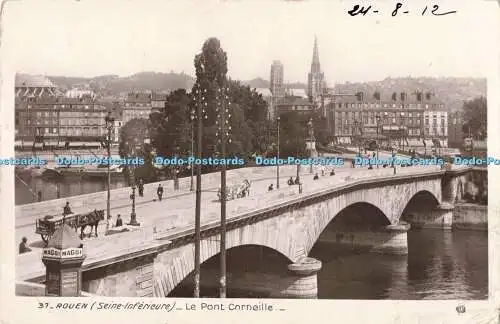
(311, 35, 320, 73)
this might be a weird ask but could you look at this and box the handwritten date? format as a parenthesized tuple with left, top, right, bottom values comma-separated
(348, 3, 457, 17)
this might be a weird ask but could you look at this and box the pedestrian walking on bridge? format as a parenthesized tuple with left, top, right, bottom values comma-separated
(157, 184, 164, 201)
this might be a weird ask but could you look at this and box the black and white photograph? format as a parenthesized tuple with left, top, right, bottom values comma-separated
(1, 0, 499, 323)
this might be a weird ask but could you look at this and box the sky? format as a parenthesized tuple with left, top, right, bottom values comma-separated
(1, 0, 498, 84)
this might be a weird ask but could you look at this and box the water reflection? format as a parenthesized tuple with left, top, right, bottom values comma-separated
(15, 175, 126, 205)
(310, 229, 487, 300)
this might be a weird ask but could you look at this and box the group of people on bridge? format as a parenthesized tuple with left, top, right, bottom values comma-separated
(267, 168, 336, 191)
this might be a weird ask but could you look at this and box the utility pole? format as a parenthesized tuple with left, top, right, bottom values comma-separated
(216, 85, 231, 298)
(276, 116, 280, 189)
(193, 86, 206, 298)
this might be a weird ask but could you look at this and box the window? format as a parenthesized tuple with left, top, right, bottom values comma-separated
(425, 104, 429, 109)
(392, 118, 396, 123)
(45, 128, 49, 134)
(52, 128, 57, 133)
(376, 104, 380, 108)
(384, 104, 388, 108)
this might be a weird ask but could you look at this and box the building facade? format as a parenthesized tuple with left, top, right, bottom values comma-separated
(123, 92, 152, 124)
(151, 92, 168, 114)
(269, 61, 285, 119)
(15, 96, 108, 146)
(276, 96, 315, 116)
(307, 36, 324, 106)
(328, 91, 448, 148)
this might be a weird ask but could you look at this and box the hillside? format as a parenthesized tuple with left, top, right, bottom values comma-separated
(44, 73, 486, 111)
(48, 72, 195, 95)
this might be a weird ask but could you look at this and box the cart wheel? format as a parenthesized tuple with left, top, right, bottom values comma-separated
(41, 234, 51, 245)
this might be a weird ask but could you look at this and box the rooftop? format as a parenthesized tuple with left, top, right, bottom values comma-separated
(277, 96, 314, 106)
(15, 74, 57, 88)
(47, 223, 83, 250)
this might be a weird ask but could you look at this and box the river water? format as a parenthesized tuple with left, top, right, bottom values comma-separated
(311, 229, 488, 299)
(15, 176, 127, 205)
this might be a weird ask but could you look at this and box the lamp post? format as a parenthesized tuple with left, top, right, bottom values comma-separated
(128, 144, 140, 226)
(104, 112, 114, 234)
(354, 120, 361, 156)
(276, 116, 280, 188)
(216, 85, 231, 298)
(307, 118, 314, 174)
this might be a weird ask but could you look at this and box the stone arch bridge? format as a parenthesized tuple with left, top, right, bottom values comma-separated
(79, 167, 474, 298)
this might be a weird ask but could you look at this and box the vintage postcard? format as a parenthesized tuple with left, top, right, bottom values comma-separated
(0, 0, 499, 323)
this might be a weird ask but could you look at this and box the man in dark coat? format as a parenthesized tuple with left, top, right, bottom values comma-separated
(157, 184, 164, 201)
(19, 237, 31, 254)
(63, 202, 72, 216)
(115, 214, 123, 227)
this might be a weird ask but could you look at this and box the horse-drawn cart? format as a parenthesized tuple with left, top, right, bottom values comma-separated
(35, 209, 105, 245)
(217, 179, 251, 201)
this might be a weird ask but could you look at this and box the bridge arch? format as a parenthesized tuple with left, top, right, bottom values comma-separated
(165, 244, 291, 297)
(400, 190, 441, 222)
(153, 226, 299, 297)
(294, 181, 442, 256)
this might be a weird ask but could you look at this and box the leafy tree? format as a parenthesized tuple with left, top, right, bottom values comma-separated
(192, 37, 229, 159)
(461, 96, 487, 140)
(279, 112, 308, 158)
(118, 118, 156, 183)
(150, 89, 192, 157)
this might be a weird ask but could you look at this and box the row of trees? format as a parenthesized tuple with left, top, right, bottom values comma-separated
(118, 38, 324, 183)
(461, 96, 487, 140)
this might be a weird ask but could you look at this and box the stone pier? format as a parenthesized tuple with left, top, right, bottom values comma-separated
(316, 223, 410, 255)
(277, 257, 322, 298)
(178, 257, 322, 299)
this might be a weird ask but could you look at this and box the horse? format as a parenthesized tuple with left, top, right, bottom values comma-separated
(78, 210, 104, 239)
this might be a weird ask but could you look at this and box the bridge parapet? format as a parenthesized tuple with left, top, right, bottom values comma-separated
(16, 165, 308, 227)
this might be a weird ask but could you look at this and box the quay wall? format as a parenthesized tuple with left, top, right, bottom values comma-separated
(453, 203, 487, 231)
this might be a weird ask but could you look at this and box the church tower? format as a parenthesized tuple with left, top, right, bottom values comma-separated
(307, 36, 325, 106)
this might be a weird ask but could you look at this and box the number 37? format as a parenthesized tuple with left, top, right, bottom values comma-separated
(38, 303, 49, 309)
